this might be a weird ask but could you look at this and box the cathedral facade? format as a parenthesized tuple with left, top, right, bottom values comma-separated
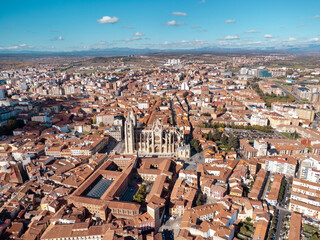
(124, 111, 190, 158)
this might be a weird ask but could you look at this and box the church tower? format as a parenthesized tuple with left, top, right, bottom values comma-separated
(125, 111, 136, 153)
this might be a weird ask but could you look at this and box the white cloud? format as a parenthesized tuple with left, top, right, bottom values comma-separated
(264, 34, 273, 38)
(97, 16, 119, 24)
(151, 39, 208, 49)
(123, 26, 134, 29)
(3, 44, 32, 50)
(225, 19, 236, 23)
(111, 36, 144, 44)
(245, 30, 259, 33)
(134, 32, 145, 36)
(222, 35, 239, 40)
(308, 37, 319, 42)
(166, 20, 185, 26)
(248, 41, 262, 45)
(217, 41, 229, 46)
(167, 20, 185, 26)
(125, 37, 142, 42)
(313, 15, 320, 18)
(288, 37, 296, 41)
(52, 36, 63, 41)
(172, 12, 187, 16)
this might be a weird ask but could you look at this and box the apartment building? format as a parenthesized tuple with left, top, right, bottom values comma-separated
(289, 178, 320, 220)
(248, 170, 268, 200)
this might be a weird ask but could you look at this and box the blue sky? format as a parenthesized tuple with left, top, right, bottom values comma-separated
(0, 0, 320, 51)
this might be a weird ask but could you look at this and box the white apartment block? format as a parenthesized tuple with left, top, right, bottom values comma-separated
(298, 156, 320, 183)
(289, 178, 320, 220)
(265, 159, 296, 177)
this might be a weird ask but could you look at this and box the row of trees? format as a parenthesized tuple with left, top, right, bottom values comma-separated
(278, 178, 287, 203)
(267, 210, 278, 240)
(199, 122, 274, 134)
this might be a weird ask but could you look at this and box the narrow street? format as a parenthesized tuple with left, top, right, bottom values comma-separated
(274, 207, 291, 240)
(261, 175, 271, 200)
(274, 179, 291, 240)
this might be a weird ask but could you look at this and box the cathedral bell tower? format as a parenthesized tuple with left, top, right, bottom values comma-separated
(125, 111, 136, 153)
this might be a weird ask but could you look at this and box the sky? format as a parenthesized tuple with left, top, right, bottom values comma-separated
(0, 0, 320, 52)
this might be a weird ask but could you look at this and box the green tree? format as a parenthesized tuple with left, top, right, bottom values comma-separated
(0, 118, 25, 137)
(207, 131, 213, 141)
(240, 226, 247, 235)
(213, 130, 221, 141)
(221, 135, 228, 145)
(92, 115, 97, 124)
(99, 122, 105, 127)
(292, 130, 298, 139)
(278, 178, 286, 202)
(311, 233, 319, 240)
(269, 229, 275, 236)
(7, 119, 17, 128)
(196, 193, 203, 206)
(31, 122, 38, 127)
(228, 135, 239, 149)
(133, 185, 147, 203)
(190, 139, 200, 153)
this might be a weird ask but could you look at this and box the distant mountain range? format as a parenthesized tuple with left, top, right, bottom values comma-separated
(1, 44, 320, 58)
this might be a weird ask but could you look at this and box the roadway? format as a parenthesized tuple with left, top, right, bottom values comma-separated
(271, 81, 304, 103)
(274, 206, 291, 240)
(274, 179, 291, 240)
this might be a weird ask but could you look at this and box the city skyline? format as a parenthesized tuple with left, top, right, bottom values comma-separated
(1, 0, 320, 52)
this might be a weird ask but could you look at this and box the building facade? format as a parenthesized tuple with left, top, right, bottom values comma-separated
(124, 111, 190, 158)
